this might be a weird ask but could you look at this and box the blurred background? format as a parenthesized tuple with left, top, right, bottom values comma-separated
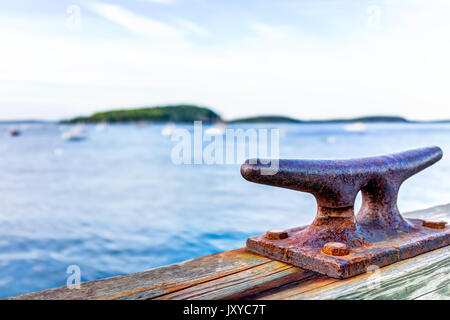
(1, 0, 450, 297)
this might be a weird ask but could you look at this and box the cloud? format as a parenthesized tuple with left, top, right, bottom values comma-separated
(2, 1, 450, 121)
(174, 18, 209, 36)
(89, 2, 209, 39)
(250, 22, 291, 41)
(140, 0, 174, 4)
(89, 2, 181, 38)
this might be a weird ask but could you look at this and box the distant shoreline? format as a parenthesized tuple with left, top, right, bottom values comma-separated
(0, 120, 55, 125)
(228, 115, 416, 124)
(2, 105, 450, 124)
(60, 105, 450, 124)
(2, 119, 450, 125)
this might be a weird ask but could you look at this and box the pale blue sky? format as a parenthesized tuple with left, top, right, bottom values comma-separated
(1, 0, 450, 120)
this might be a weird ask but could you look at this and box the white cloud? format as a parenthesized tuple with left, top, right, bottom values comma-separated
(1, 1, 450, 121)
(250, 22, 291, 41)
(141, 0, 174, 4)
(89, 3, 209, 39)
(89, 2, 181, 38)
(174, 18, 209, 36)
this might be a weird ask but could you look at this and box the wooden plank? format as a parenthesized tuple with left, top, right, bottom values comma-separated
(244, 276, 336, 300)
(403, 203, 450, 221)
(152, 204, 450, 300)
(415, 292, 450, 300)
(7, 204, 450, 300)
(253, 245, 449, 300)
(156, 261, 314, 300)
(8, 248, 272, 300)
(414, 284, 450, 300)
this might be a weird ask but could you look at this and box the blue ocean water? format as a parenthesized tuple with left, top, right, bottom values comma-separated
(0, 122, 449, 297)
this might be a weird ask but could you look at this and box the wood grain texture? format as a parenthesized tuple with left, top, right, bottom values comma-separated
(254, 246, 449, 300)
(7, 204, 450, 300)
(157, 261, 314, 300)
(8, 248, 271, 300)
(414, 284, 450, 300)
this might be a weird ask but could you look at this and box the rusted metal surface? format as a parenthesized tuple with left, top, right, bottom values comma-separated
(322, 242, 350, 256)
(242, 146, 450, 278)
(423, 220, 447, 229)
(266, 229, 289, 240)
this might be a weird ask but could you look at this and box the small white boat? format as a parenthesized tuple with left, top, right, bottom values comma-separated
(136, 121, 149, 128)
(344, 122, 366, 133)
(62, 126, 87, 141)
(325, 136, 337, 144)
(204, 123, 226, 136)
(95, 122, 107, 131)
(54, 148, 64, 157)
(161, 123, 176, 137)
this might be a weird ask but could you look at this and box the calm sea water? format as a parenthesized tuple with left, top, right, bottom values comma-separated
(1, 122, 450, 297)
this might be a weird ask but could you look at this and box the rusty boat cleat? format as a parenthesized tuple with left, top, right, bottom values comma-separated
(241, 146, 450, 278)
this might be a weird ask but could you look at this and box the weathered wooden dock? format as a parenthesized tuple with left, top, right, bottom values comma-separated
(8, 204, 450, 300)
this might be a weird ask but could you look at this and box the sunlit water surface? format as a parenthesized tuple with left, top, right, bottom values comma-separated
(1, 122, 450, 297)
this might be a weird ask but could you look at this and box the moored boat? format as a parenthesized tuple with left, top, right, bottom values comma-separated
(8, 129, 21, 137)
(62, 126, 87, 141)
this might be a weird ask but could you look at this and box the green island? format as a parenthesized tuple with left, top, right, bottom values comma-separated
(65, 105, 221, 124)
(304, 116, 409, 123)
(229, 115, 409, 123)
(64, 104, 428, 124)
